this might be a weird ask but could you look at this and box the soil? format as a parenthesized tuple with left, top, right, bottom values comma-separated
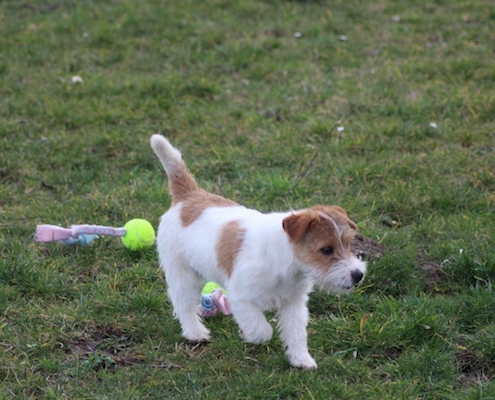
(351, 233, 385, 260)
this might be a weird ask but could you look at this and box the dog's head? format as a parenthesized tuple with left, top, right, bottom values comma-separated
(282, 205, 367, 293)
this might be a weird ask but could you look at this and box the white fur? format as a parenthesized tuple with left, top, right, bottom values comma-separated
(151, 134, 367, 370)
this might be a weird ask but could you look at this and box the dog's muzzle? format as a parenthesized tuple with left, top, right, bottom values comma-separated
(351, 269, 364, 285)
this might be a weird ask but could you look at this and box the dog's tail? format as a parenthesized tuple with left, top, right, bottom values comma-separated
(150, 134, 198, 202)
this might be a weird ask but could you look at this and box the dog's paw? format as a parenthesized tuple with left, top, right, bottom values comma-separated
(183, 326, 211, 343)
(239, 324, 273, 344)
(287, 352, 318, 370)
(187, 335, 211, 344)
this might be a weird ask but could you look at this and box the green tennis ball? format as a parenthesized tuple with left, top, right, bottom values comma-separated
(202, 281, 225, 295)
(121, 219, 155, 251)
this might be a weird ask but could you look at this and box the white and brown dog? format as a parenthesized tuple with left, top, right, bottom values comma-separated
(150, 134, 366, 369)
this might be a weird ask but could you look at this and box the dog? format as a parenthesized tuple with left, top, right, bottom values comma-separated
(150, 134, 367, 369)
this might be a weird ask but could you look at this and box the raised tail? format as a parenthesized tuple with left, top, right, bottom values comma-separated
(150, 134, 198, 202)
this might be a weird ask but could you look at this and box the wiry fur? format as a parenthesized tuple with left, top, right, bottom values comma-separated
(150, 134, 367, 369)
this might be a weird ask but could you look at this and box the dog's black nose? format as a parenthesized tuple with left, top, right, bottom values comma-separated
(351, 270, 364, 285)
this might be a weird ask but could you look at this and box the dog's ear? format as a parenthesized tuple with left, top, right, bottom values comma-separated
(282, 211, 319, 244)
(326, 206, 358, 230)
(314, 205, 358, 230)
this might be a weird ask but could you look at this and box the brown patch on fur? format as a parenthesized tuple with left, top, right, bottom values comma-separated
(283, 206, 356, 271)
(283, 205, 358, 244)
(166, 159, 238, 226)
(168, 162, 199, 204)
(282, 210, 319, 244)
(216, 220, 245, 278)
(311, 205, 358, 230)
(180, 190, 238, 227)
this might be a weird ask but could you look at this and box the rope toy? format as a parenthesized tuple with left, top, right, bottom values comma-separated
(200, 282, 231, 317)
(35, 218, 155, 251)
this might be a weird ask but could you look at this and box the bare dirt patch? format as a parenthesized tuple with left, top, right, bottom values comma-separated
(352, 233, 385, 260)
(66, 324, 181, 371)
(457, 348, 495, 385)
(417, 253, 450, 290)
(65, 325, 142, 371)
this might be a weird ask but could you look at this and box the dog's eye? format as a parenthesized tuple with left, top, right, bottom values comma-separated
(320, 246, 334, 256)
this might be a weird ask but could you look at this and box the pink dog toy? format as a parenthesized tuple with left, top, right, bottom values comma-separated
(200, 282, 231, 317)
(35, 219, 156, 250)
(36, 224, 126, 243)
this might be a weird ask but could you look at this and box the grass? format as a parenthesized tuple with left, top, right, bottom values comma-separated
(1, 0, 495, 398)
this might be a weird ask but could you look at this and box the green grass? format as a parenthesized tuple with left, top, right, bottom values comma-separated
(1, 0, 495, 398)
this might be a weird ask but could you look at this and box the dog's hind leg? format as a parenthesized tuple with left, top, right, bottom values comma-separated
(164, 261, 211, 343)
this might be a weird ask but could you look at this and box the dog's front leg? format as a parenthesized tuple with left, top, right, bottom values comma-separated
(277, 298, 317, 370)
(230, 299, 273, 345)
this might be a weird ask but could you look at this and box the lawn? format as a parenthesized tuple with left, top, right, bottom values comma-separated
(1, 0, 495, 398)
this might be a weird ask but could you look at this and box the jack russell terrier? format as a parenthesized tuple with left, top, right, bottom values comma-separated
(150, 134, 367, 369)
